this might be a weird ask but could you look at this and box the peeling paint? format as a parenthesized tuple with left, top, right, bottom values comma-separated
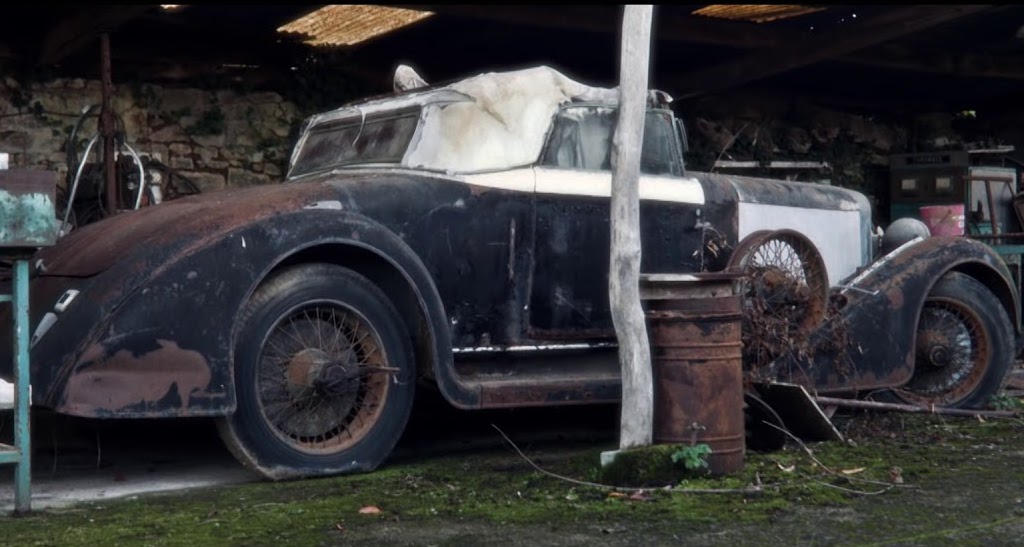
(305, 200, 344, 210)
(65, 339, 212, 414)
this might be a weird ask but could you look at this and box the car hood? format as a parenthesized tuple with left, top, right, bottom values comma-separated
(36, 180, 337, 277)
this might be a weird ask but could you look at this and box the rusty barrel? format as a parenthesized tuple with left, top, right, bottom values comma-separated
(640, 273, 745, 475)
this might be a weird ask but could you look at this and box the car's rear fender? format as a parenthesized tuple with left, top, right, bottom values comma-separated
(38, 209, 474, 418)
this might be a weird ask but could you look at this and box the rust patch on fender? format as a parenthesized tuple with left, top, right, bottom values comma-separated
(65, 339, 212, 413)
(886, 287, 905, 308)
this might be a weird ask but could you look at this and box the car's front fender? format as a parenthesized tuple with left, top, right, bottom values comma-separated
(771, 236, 1019, 393)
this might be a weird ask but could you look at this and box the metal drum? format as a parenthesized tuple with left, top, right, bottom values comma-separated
(640, 273, 745, 475)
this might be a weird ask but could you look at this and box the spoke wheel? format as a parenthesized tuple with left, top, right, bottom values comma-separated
(257, 303, 392, 455)
(728, 230, 829, 373)
(217, 263, 415, 479)
(894, 272, 1014, 409)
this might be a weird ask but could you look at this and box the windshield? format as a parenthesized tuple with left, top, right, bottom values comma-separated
(288, 110, 420, 177)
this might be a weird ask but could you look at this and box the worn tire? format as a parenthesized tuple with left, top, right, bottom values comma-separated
(216, 263, 415, 480)
(894, 271, 1014, 409)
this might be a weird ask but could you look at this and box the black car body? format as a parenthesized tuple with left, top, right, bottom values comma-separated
(1, 66, 1017, 478)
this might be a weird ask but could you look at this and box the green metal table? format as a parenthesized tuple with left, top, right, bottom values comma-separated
(0, 169, 59, 514)
(0, 259, 31, 513)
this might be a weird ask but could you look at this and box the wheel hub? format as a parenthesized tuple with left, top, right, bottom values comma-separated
(313, 361, 361, 399)
(286, 349, 330, 397)
(916, 327, 952, 368)
(286, 348, 359, 398)
(927, 345, 951, 368)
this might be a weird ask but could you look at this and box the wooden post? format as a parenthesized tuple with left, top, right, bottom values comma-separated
(609, 4, 654, 450)
(99, 33, 118, 215)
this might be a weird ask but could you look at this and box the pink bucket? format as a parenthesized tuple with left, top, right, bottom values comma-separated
(919, 204, 965, 237)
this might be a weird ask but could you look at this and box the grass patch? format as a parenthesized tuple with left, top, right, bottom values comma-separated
(4, 413, 1024, 545)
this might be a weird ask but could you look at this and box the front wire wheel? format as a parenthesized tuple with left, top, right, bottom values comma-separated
(894, 272, 1014, 409)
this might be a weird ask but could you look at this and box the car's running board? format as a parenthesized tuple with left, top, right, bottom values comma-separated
(454, 346, 621, 409)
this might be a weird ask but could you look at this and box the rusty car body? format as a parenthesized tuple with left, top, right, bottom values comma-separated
(0, 66, 1018, 479)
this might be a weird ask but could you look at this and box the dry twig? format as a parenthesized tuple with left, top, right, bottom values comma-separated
(763, 421, 912, 492)
(491, 424, 762, 495)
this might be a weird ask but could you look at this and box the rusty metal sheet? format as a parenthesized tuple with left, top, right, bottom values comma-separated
(0, 170, 58, 248)
(277, 5, 434, 47)
(691, 5, 825, 23)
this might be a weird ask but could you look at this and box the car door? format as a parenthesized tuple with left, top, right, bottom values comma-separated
(527, 105, 705, 341)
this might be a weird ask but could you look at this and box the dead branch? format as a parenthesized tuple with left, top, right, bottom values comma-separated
(816, 396, 1019, 418)
(763, 421, 914, 490)
(796, 471, 894, 496)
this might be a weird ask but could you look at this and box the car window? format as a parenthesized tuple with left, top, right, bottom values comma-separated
(540, 106, 682, 177)
(290, 110, 420, 176)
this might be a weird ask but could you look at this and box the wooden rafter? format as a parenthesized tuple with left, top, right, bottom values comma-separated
(38, 5, 155, 65)
(842, 46, 1024, 81)
(406, 5, 1024, 83)
(404, 4, 782, 49)
(671, 5, 998, 99)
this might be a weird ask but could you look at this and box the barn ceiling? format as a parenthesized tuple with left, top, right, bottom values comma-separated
(1, 5, 1023, 115)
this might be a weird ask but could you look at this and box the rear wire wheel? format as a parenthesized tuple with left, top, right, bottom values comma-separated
(217, 263, 415, 479)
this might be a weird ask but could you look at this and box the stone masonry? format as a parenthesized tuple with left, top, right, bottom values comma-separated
(0, 77, 301, 193)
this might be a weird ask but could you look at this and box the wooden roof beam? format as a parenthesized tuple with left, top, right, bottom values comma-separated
(400, 5, 1024, 82)
(671, 5, 999, 99)
(38, 5, 155, 65)
(403, 5, 784, 49)
(841, 45, 1024, 81)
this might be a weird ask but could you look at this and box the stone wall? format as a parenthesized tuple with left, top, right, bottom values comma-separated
(678, 95, 910, 194)
(0, 77, 302, 192)
(676, 93, 1019, 226)
(2, 75, 1016, 210)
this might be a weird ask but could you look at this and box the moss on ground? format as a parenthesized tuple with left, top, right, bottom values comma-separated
(3, 412, 1024, 545)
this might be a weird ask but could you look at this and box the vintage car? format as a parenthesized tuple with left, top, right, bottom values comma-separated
(0, 66, 1018, 479)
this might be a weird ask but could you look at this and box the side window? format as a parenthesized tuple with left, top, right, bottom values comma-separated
(541, 106, 615, 171)
(674, 118, 689, 171)
(540, 106, 682, 177)
(641, 111, 680, 176)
